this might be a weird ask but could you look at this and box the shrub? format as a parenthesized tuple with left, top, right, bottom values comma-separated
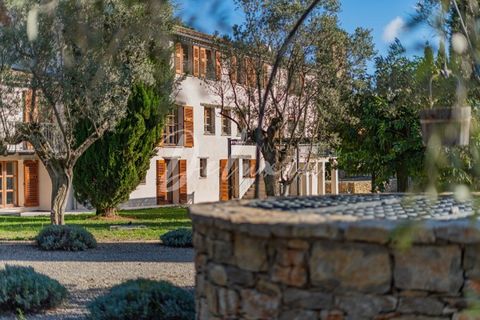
(0, 265, 67, 313)
(87, 279, 195, 320)
(160, 228, 192, 247)
(36, 225, 97, 251)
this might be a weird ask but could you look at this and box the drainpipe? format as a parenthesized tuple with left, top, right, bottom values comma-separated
(227, 138, 232, 200)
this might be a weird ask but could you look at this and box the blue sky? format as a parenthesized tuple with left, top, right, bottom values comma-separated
(176, 0, 437, 61)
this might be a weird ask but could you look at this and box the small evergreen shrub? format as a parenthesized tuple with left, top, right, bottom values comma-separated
(0, 265, 67, 313)
(87, 279, 195, 320)
(36, 225, 97, 251)
(160, 228, 192, 247)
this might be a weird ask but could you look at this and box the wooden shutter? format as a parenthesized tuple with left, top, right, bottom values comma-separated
(245, 58, 256, 87)
(215, 51, 222, 80)
(183, 106, 194, 148)
(175, 43, 183, 74)
(249, 159, 256, 178)
(262, 64, 269, 89)
(199, 47, 207, 78)
(24, 160, 39, 207)
(193, 46, 200, 77)
(219, 159, 229, 201)
(23, 89, 38, 123)
(156, 160, 167, 205)
(179, 159, 187, 204)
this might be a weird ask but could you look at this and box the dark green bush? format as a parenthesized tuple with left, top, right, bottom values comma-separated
(160, 228, 192, 247)
(36, 225, 97, 251)
(87, 279, 195, 320)
(0, 265, 67, 313)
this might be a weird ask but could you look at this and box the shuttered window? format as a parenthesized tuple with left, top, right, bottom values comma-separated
(221, 109, 231, 135)
(156, 160, 167, 205)
(230, 56, 237, 83)
(23, 160, 38, 207)
(204, 106, 215, 135)
(162, 108, 179, 145)
(219, 159, 229, 201)
(183, 106, 194, 147)
(179, 159, 187, 204)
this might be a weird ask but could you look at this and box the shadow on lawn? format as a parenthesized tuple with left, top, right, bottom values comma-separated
(0, 242, 194, 263)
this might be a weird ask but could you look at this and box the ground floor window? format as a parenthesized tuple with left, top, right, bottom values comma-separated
(0, 161, 17, 207)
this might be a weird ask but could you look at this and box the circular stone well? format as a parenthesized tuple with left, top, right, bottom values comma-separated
(189, 194, 480, 319)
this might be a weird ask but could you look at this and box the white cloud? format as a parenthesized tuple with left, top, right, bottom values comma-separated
(383, 17, 405, 43)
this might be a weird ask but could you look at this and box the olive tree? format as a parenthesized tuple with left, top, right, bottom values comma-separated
(0, 0, 172, 224)
(208, 0, 373, 196)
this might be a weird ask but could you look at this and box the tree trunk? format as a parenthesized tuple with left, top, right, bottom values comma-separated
(371, 172, 376, 193)
(396, 164, 409, 193)
(263, 171, 280, 197)
(97, 207, 117, 217)
(46, 164, 72, 225)
(280, 182, 290, 196)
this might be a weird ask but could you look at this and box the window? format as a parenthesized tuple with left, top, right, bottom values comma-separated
(204, 106, 215, 134)
(205, 49, 215, 80)
(182, 44, 189, 74)
(199, 158, 207, 178)
(221, 109, 231, 135)
(242, 159, 250, 178)
(163, 109, 179, 145)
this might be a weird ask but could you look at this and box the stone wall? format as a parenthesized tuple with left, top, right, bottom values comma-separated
(190, 201, 480, 320)
(325, 180, 372, 194)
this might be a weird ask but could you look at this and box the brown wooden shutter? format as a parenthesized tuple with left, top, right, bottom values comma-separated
(24, 89, 32, 123)
(24, 160, 39, 207)
(183, 106, 194, 148)
(179, 159, 187, 204)
(156, 159, 167, 205)
(199, 47, 207, 78)
(249, 159, 256, 178)
(219, 159, 229, 201)
(175, 43, 183, 74)
(193, 46, 200, 77)
(215, 51, 222, 80)
(262, 64, 269, 89)
(245, 58, 256, 87)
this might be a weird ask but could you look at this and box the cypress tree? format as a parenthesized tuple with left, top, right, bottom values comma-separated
(73, 82, 172, 216)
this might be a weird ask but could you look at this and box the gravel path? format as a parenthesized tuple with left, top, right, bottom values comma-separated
(0, 241, 195, 319)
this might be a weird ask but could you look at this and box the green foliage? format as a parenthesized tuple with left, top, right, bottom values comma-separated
(0, 265, 67, 313)
(36, 225, 97, 251)
(74, 81, 172, 215)
(338, 40, 425, 191)
(87, 279, 195, 320)
(160, 228, 192, 247)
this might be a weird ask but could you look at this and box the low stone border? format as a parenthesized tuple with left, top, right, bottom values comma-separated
(190, 198, 480, 319)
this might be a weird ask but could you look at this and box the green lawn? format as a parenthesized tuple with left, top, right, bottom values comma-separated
(0, 207, 191, 241)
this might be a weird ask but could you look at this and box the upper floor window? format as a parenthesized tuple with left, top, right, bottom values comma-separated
(204, 106, 215, 135)
(221, 109, 231, 135)
(163, 108, 179, 145)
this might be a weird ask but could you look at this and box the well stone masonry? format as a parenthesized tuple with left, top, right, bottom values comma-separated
(189, 194, 480, 320)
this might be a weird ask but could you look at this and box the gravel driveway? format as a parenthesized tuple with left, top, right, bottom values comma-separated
(0, 241, 195, 319)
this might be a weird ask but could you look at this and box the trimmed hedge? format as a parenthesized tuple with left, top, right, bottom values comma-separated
(36, 225, 97, 251)
(87, 279, 195, 320)
(0, 265, 67, 313)
(160, 228, 192, 248)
